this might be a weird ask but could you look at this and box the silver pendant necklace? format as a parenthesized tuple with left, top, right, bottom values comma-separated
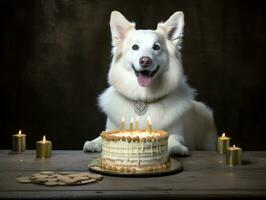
(134, 101, 148, 116)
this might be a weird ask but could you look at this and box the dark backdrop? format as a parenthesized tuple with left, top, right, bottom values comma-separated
(0, 0, 265, 150)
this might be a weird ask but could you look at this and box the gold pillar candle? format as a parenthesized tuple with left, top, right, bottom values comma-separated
(36, 135, 52, 159)
(147, 116, 152, 132)
(120, 116, 125, 130)
(226, 145, 242, 166)
(12, 130, 26, 152)
(130, 117, 134, 131)
(217, 133, 230, 154)
(135, 116, 140, 131)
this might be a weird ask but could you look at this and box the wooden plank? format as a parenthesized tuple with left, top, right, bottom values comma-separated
(1, 190, 266, 200)
(1, 150, 266, 171)
(0, 150, 265, 199)
(0, 150, 97, 171)
(1, 169, 266, 191)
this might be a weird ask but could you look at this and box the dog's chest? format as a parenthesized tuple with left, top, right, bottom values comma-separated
(99, 87, 191, 130)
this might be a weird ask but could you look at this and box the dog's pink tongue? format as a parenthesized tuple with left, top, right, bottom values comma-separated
(137, 74, 152, 87)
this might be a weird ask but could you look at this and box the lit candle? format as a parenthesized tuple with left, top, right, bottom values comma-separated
(217, 133, 230, 154)
(226, 144, 242, 166)
(130, 117, 134, 131)
(12, 130, 26, 152)
(36, 135, 52, 159)
(120, 116, 125, 130)
(147, 116, 152, 132)
(135, 116, 140, 131)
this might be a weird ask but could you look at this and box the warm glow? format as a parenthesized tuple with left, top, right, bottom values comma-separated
(222, 133, 225, 137)
(233, 144, 236, 148)
(43, 135, 46, 142)
(18, 130, 22, 135)
(120, 116, 125, 130)
(135, 116, 140, 130)
(130, 117, 134, 131)
(147, 115, 152, 131)
(147, 115, 152, 125)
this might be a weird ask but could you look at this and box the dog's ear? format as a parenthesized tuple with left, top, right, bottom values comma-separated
(110, 11, 135, 45)
(157, 12, 184, 48)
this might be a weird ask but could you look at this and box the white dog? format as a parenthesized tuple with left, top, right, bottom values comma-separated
(83, 11, 217, 155)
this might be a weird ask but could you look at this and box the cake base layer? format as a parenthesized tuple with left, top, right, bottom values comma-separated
(102, 157, 170, 173)
(89, 157, 183, 176)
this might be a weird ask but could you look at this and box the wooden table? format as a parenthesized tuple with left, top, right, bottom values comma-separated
(0, 150, 266, 199)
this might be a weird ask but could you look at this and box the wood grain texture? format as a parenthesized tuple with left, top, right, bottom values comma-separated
(0, 150, 265, 199)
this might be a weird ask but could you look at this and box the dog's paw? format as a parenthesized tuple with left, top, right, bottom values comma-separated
(83, 140, 102, 153)
(168, 144, 190, 156)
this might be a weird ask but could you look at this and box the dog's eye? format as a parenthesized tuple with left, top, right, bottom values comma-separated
(132, 44, 139, 51)
(153, 44, 160, 51)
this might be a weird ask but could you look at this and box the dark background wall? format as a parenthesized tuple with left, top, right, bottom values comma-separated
(0, 0, 265, 150)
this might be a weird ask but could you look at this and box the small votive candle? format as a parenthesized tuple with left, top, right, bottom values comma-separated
(120, 116, 125, 130)
(226, 145, 242, 166)
(147, 116, 152, 132)
(135, 116, 140, 131)
(12, 130, 26, 152)
(217, 133, 230, 154)
(36, 135, 52, 159)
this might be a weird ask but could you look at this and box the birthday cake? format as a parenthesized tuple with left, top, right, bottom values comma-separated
(100, 130, 170, 173)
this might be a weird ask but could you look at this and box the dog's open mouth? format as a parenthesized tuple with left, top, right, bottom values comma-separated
(132, 65, 160, 87)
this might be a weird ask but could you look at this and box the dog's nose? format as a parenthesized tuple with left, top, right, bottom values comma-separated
(139, 56, 152, 68)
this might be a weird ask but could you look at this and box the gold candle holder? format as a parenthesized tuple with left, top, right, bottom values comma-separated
(120, 116, 125, 130)
(36, 135, 52, 159)
(130, 117, 134, 131)
(135, 116, 140, 131)
(226, 145, 242, 166)
(12, 130, 26, 152)
(147, 116, 152, 132)
(217, 133, 230, 154)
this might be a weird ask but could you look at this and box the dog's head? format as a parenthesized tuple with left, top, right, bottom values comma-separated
(108, 11, 185, 101)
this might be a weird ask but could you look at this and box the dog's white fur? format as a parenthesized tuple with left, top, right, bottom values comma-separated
(83, 11, 217, 155)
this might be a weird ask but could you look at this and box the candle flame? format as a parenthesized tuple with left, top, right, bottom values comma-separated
(18, 130, 22, 135)
(147, 115, 151, 125)
(222, 133, 225, 137)
(130, 117, 134, 131)
(120, 116, 125, 130)
(147, 115, 152, 131)
(43, 135, 46, 142)
(135, 116, 140, 130)
(233, 144, 236, 147)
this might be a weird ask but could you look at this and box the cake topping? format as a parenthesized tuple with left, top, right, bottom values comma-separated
(100, 130, 168, 142)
